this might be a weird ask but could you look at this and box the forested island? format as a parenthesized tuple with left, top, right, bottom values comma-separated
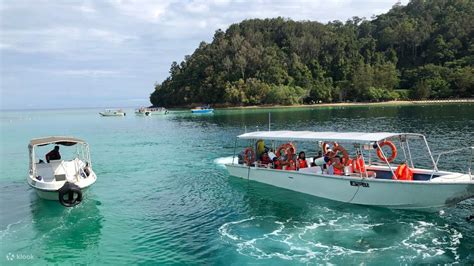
(150, 0, 473, 107)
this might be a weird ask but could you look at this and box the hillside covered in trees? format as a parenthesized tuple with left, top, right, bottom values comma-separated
(150, 0, 473, 107)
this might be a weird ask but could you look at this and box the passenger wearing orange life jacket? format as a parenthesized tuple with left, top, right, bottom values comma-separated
(353, 152, 366, 173)
(394, 162, 413, 181)
(332, 156, 344, 175)
(286, 160, 297, 171)
(297, 151, 308, 169)
(281, 146, 296, 171)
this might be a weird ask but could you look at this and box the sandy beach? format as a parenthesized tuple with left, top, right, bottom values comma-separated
(218, 99, 474, 110)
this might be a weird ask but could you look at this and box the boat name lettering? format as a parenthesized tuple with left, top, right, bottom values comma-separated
(350, 181, 369, 187)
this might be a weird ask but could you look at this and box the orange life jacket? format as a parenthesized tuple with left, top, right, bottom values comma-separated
(333, 165, 344, 175)
(354, 157, 366, 173)
(394, 163, 413, 181)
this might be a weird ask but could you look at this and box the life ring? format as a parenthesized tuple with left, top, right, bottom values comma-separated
(322, 142, 338, 154)
(243, 147, 256, 165)
(376, 140, 397, 163)
(276, 143, 295, 157)
(328, 145, 350, 165)
(58, 182, 83, 207)
(276, 143, 296, 166)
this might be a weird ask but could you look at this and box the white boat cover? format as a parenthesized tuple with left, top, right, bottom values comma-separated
(238, 131, 422, 144)
(29, 136, 85, 147)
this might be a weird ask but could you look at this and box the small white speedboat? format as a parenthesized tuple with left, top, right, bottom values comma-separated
(225, 131, 474, 212)
(135, 107, 168, 116)
(99, 109, 126, 116)
(27, 136, 97, 207)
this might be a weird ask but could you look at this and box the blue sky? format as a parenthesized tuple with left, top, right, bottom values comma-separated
(0, 0, 408, 110)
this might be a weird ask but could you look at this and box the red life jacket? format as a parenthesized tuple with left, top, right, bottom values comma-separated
(298, 159, 308, 169)
(274, 160, 282, 170)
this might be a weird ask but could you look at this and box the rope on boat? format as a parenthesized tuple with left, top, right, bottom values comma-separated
(333, 181, 362, 208)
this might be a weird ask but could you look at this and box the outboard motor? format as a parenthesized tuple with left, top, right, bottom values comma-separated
(58, 182, 83, 207)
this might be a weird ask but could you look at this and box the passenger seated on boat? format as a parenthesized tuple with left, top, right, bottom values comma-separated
(353, 152, 366, 173)
(297, 151, 308, 169)
(45, 146, 61, 163)
(393, 163, 413, 181)
(311, 151, 325, 167)
(281, 147, 297, 171)
(258, 152, 273, 167)
(285, 160, 297, 171)
(273, 157, 282, 169)
(237, 150, 245, 164)
(331, 156, 344, 175)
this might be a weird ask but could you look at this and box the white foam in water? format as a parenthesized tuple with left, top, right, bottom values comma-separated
(214, 156, 238, 168)
(219, 215, 462, 263)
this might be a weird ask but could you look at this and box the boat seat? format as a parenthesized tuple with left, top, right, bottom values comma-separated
(55, 174, 66, 181)
(35, 163, 55, 182)
(348, 171, 376, 178)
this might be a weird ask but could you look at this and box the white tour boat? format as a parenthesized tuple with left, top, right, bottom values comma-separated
(135, 107, 168, 116)
(99, 109, 126, 116)
(225, 131, 473, 211)
(28, 136, 97, 207)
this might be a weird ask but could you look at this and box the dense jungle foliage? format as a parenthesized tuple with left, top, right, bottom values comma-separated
(150, 0, 473, 107)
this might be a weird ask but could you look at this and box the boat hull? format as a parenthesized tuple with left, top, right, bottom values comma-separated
(135, 111, 167, 116)
(225, 164, 474, 211)
(191, 109, 214, 114)
(34, 186, 91, 200)
(99, 113, 125, 117)
(28, 172, 97, 201)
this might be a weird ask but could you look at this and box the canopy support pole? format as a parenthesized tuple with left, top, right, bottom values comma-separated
(377, 142, 396, 178)
(232, 138, 237, 165)
(423, 136, 438, 171)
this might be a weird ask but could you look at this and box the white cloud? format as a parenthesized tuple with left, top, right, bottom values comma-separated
(108, 0, 171, 23)
(0, 0, 410, 109)
(0, 27, 136, 54)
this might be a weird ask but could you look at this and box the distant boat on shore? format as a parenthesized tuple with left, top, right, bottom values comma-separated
(135, 107, 168, 116)
(191, 105, 214, 114)
(99, 109, 126, 116)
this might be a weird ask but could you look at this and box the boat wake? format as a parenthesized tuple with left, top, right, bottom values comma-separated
(214, 156, 238, 168)
(218, 215, 462, 263)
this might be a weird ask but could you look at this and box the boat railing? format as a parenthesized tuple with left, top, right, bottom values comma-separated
(430, 146, 473, 180)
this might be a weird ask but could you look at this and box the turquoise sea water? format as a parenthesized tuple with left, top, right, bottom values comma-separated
(0, 104, 473, 265)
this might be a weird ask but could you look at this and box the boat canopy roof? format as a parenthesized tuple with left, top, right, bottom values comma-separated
(29, 136, 86, 147)
(238, 131, 423, 144)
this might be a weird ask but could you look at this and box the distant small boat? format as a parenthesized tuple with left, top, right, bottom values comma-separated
(135, 107, 168, 116)
(99, 109, 126, 116)
(27, 136, 97, 207)
(191, 105, 214, 114)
